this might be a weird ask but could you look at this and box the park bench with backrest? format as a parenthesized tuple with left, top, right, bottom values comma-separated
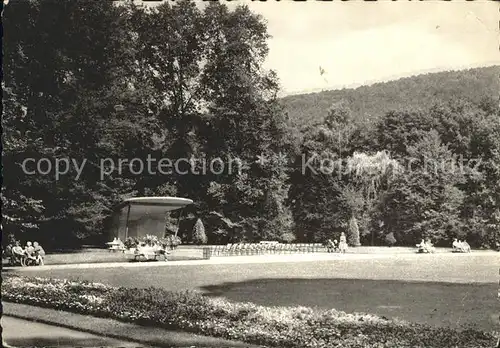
(107, 238, 126, 252)
(217, 245, 224, 256)
(245, 243, 251, 255)
(278, 243, 285, 254)
(223, 244, 230, 256)
(249, 243, 257, 255)
(6, 239, 47, 267)
(230, 243, 238, 256)
(265, 243, 272, 254)
(216, 245, 224, 256)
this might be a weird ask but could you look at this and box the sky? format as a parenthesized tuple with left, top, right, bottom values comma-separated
(144, 0, 500, 96)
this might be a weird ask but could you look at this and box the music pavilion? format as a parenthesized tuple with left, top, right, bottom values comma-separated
(110, 197, 193, 241)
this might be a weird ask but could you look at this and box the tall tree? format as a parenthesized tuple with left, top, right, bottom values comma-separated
(3, 0, 147, 247)
(379, 130, 465, 245)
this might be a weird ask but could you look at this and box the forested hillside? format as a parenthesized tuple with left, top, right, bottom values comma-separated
(281, 66, 500, 127)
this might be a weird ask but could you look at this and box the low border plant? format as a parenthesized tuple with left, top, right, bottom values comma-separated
(2, 274, 497, 348)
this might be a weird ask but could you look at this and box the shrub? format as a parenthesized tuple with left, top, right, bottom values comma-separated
(162, 235, 182, 249)
(2, 274, 496, 348)
(347, 216, 361, 246)
(123, 237, 138, 249)
(385, 232, 397, 247)
(192, 219, 208, 245)
(280, 232, 296, 243)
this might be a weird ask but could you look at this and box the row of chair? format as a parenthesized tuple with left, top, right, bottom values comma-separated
(208, 243, 326, 256)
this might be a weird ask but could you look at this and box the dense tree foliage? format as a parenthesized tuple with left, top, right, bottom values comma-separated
(3, 0, 292, 248)
(288, 97, 500, 248)
(3, 0, 499, 249)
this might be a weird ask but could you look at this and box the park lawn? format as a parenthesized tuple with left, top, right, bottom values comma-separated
(10, 253, 499, 331)
(201, 278, 498, 331)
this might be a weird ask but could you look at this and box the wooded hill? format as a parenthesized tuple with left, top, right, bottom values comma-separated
(281, 66, 500, 128)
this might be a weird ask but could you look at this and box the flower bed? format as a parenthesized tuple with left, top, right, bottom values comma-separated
(2, 274, 496, 348)
(123, 234, 181, 251)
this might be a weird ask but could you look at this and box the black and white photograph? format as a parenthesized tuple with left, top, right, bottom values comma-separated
(2, 0, 500, 347)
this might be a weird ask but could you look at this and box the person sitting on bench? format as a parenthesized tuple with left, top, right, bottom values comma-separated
(24, 241, 37, 262)
(33, 241, 46, 265)
(425, 238, 435, 252)
(11, 241, 25, 263)
(326, 239, 335, 253)
(417, 239, 426, 249)
(417, 239, 435, 253)
(459, 240, 471, 253)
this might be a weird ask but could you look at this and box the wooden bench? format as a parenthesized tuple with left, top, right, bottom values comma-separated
(108, 246, 125, 252)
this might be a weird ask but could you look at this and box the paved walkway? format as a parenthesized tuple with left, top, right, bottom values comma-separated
(2, 316, 140, 347)
(2, 302, 264, 348)
(5, 250, 497, 272)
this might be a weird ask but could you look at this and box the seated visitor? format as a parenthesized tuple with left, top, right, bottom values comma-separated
(417, 239, 434, 253)
(326, 239, 334, 252)
(461, 240, 471, 253)
(333, 239, 339, 251)
(25, 241, 36, 260)
(425, 239, 435, 252)
(11, 241, 25, 261)
(33, 241, 45, 265)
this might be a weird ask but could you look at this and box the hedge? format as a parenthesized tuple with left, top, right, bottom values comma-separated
(2, 274, 497, 348)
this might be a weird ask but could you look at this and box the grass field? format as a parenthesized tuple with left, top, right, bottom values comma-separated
(9, 252, 500, 332)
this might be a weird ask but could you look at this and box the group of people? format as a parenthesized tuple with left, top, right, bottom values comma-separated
(9, 240, 45, 265)
(452, 238, 471, 253)
(417, 238, 472, 253)
(326, 232, 348, 253)
(416, 239, 435, 253)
